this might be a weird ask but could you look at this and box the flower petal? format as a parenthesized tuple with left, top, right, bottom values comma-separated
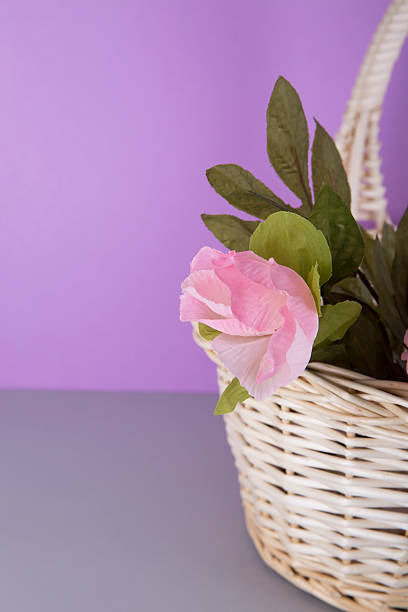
(285, 321, 314, 379)
(233, 252, 318, 341)
(212, 333, 272, 398)
(190, 246, 233, 272)
(268, 261, 318, 340)
(179, 294, 260, 336)
(212, 319, 313, 400)
(256, 307, 296, 383)
(248, 323, 312, 399)
(215, 264, 286, 334)
(232, 251, 278, 290)
(180, 294, 224, 322)
(182, 269, 231, 317)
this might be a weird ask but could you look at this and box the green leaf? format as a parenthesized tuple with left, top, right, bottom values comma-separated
(201, 214, 259, 251)
(310, 342, 350, 368)
(307, 263, 321, 315)
(249, 211, 332, 284)
(214, 378, 250, 415)
(360, 228, 376, 285)
(373, 237, 405, 340)
(206, 164, 294, 220)
(381, 222, 396, 271)
(355, 231, 405, 344)
(311, 120, 351, 206)
(392, 207, 408, 319)
(331, 277, 374, 308)
(198, 322, 221, 342)
(314, 301, 362, 349)
(309, 185, 364, 283)
(343, 305, 398, 379)
(266, 76, 312, 210)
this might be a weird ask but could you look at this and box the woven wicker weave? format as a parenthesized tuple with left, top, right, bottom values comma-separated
(194, 3, 408, 610)
(194, 329, 408, 612)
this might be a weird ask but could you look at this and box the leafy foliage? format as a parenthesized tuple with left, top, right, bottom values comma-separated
(372, 237, 405, 341)
(309, 185, 364, 283)
(314, 302, 362, 350)
(201, 214, 259, 251)
(266, 76, 312, 210)
(311, 120, 351, 206)
(382, 222, 396, 270)
(392, 207, 408, 321)
(205, 164, 292, 219)
(199, 75, 408, 393)
(343, 305, 398, 380)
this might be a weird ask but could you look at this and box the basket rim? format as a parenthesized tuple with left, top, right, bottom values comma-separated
(307, 361, 408, 399)
(192, 324, 408, 416)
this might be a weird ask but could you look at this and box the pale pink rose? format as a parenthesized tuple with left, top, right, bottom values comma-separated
(401, 330, 408, 373)
(180, 246, 319, 400)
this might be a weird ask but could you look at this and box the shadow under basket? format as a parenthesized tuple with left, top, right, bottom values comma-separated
(194, 328, 408, 612)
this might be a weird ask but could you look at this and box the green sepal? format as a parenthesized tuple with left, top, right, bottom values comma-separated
(214, 378, 250, 415)
(307, 263, 321, 315)
(198, 323, 221, 342)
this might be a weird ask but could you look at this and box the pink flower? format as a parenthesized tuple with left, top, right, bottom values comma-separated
(401, 330, 408, 373)
(180, 246, 319, 400)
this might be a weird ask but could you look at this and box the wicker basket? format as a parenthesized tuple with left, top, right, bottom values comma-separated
(195, 2, 408, 610)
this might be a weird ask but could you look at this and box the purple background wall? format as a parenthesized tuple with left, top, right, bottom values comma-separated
(0, 0, 406, 391)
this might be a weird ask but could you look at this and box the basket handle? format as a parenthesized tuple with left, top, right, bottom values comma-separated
(335, 0, 408, 230)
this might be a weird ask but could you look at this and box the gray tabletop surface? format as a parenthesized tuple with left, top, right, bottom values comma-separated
(0, 390, 338, 611)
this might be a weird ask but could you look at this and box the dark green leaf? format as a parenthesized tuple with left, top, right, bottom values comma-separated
(249, 211, 332, 284)
(198, 323, 221, 342)
(206, 164, 293, 220)
(309, 185, 364, 283)
(314, 301, 362, 349)
(392, 207, 408, 321)
(266, 76, 312, 210)
(214, 378, 250, 415)
(310, 342, 350, 368)
(381, 222, 396, 271)
(201, 214, 259, 251)
(343, 305, 397, 379)
(360, 228, 376, 285)
(373, 237, 405, 341)
(311, 120, 351, 206)
(331, 277, 374, 308)
(312, 304, 402, 379)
